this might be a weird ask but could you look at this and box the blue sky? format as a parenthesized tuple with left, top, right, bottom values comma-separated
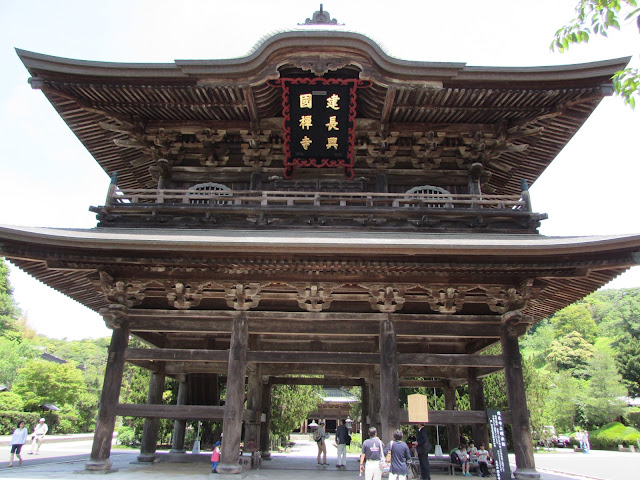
(1, 0, 639, 339)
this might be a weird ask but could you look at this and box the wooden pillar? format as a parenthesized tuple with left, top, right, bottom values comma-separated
(244, 365, 262, 468)
(379, 316, 400, 442)
(502, 323, 539, 480)
(361, 379, 370, 435)
(370, 371, 381, 430)
(468, 368, 489, 447)
(171, 376, 188, 453)
(444, 382, 460, 451)
(86, 314, 129, 471)
(138, 368, 166, 462)
(260, 380, 272, 459)
(217, 312, 248, 474)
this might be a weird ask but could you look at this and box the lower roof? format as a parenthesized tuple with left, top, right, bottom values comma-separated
(1, 225, 639, 322)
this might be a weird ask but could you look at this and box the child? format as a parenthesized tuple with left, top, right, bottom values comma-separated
(211, 440, 221, 473)
(8, 421, 28, 467)
(476, 443, 492, 477)
(468, 441, 478, 465)
(455, 443, 471, 476)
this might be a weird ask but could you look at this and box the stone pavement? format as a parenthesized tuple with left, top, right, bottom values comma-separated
(0, 436, 630, 480)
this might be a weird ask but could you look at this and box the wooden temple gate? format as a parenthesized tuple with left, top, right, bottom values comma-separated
(3, 10, 640, 479)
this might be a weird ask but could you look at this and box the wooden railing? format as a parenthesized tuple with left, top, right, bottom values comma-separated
(92, 186, 544, 231)
(105, 188, 531, 211)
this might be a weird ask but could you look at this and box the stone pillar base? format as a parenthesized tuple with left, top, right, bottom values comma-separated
(216, 462, 243, 474)
(261, 450, 271, 460)
(137, 453, 156, 463)
(514, 468, 540, 480)
(85, 459, 115, 472)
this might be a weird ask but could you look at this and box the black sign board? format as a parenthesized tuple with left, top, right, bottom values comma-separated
(487, 409, 512, 480)
(272, 78, 367, 179)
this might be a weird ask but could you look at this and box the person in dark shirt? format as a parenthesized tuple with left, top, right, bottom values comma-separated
(383, 429, 412, 480)
(416, 422, 432, 480)
(360, 426, 384, 480)
(335, 418, 349, 468)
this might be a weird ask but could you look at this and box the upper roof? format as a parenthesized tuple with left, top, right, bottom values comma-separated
(16, 30, 630, 195)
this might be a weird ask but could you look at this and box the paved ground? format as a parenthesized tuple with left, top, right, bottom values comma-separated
(1, 435, 638, 480)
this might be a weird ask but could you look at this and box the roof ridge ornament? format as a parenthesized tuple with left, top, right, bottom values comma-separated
(300, 4, 343, 26)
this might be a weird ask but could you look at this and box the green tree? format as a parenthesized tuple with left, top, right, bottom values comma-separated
(0, 337, 38, 388)
(0, 259, 22, 339)
(547, 371, 587, 431)
(615, 334, 640, 395)
(549, 304, 599, 343)
(582, 349, 628, 426)
(552, 0, 640, 107)
(270, 384, 320, 443)
(12, 359, 86, 410)
(547, 331, 595, 374)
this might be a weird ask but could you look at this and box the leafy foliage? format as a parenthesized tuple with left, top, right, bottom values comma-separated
(270, 384, 320, 442)
(12, 359, 87, 410)
(547, 331, 595, 373)
(551, 0, 640, 107)
(589, 421, 640, 449)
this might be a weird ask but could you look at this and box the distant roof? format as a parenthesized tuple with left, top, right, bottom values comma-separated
(321, 387, 358, 403)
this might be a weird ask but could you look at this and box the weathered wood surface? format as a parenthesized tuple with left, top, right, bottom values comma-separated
(115, 403, 256, 421)
(88, 325, 129, 469)
(125, 348, 504, 367)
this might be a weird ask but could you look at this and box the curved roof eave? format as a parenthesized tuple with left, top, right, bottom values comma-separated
(15, 30, 630, 85)
(2, 225, 640, 258)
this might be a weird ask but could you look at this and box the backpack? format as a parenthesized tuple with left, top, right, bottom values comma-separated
(450, 451, 461, 465)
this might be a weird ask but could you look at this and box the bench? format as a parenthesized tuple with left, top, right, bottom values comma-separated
(618, 444, 636, 452)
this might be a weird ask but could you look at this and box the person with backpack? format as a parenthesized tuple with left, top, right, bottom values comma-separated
(315, 420, 328, 465)
(383, 429, 412, 480)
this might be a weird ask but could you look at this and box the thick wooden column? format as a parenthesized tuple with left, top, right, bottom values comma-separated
(218, 312, 248, 475)
(86, 313, 129, 471)
(468, 368, 489, 447)
(244, 365, 262, 468)
(444, 382, 460, 451)
(501, 323, 539, 480)
(361, 379, 370, 435)
(379, 316, 400, 442)
(259, 379, 272, 459)
(138, 368, 166, 462)
(369, 370, 381, 430)
(170, 376, 188, 453)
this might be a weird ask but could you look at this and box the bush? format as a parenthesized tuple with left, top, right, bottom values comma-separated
(590, 422, 640, 450)
(0, 411, 79, 435)
(0, 392, 23, 411)
(626, 410, 640, 428)
(117, 426, 137, 446)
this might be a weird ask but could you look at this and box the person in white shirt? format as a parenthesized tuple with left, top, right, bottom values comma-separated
(8, 421, 28, 466)
(28, 418, 48, 454)
(476, 443, 492, 477)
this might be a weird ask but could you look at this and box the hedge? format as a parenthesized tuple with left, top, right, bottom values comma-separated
(589, 422, 640, 450)
(0, 411, 79, 435)
(626, 410, 640, 428)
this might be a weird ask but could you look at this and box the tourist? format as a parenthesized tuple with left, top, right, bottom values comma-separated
(335, 418, 349, 468)
(416, 422, 432, 480)
(8, 420, 28, 467)
(476, 443, 492, 477)
(315, 420, 328, 465)
(360, 426, 384, 480)
(454, 443, 471, 476)
(28, 418, 48, 454)
(383, 429, 412, 480)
